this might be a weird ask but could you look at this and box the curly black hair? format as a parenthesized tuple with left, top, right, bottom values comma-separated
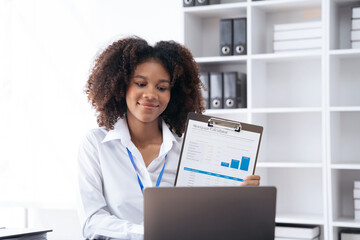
(85, 36, 205, 137)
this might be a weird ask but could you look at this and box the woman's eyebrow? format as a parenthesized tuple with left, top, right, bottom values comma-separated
(133, 75, 147, 80)
(133, 75, 170, 83)
(158, 79, 170, 83)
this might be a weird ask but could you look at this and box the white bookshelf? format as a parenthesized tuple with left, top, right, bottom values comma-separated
(183, 0, 360, 240)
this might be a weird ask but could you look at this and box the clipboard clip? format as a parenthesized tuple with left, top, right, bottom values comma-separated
(208, 117, 242, 132)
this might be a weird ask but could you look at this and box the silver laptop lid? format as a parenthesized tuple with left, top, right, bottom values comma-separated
(144, 186, 276, 240)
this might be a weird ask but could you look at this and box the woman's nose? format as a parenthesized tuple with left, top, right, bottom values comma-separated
(143, 85, 157, 100)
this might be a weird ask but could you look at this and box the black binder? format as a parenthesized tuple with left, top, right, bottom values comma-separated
(233, 18, 247, 55)
(183, 0, 194, 7)
(223, 72, 239, 109)
(220, 19, 233, 56)
(209, 72, 223, 109)
(195, 0, 220, 6)
(238, 72, 247, 108)
(199, 72, 210, 109)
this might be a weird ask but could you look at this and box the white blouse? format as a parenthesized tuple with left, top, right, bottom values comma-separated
(77, 117, 182, 240)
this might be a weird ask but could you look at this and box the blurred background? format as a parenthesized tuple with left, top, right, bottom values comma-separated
(0, 0, 182, 239)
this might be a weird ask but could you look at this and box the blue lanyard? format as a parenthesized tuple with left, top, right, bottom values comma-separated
(126, 147, 167, 194)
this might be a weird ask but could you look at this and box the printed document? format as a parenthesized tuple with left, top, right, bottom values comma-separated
(176, 119, 261, 186)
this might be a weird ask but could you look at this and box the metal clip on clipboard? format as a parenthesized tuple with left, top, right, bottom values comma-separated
(207, 117, 242, 132)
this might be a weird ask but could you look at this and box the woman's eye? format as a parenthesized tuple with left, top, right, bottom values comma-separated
(135, 82, 146, 87)
(157, 86, 168, 91)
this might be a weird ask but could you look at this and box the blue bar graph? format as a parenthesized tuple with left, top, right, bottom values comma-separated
(230, 159, 240, 169)
(240, 156, 250, 171)
(221, 162, 229, 167)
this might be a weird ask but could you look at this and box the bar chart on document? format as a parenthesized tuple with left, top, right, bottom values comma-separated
(176, 120, 261, 186)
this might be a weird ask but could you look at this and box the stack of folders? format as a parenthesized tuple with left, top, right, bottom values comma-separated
(340, 229, 360, 240)
(273, 21, 322, 52)
(355, 181, 360, 220)
(274, 223, 320, 240)
(183, 0, 219, 7)
(199, 72, 247, 110)
(352, 7, 360, 49)
(220, 18, 247, 56)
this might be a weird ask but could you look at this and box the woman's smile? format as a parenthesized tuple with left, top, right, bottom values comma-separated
(138, 102, 160, 110)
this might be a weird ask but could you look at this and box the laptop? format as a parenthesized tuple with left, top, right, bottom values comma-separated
(144, 186, 276, 240)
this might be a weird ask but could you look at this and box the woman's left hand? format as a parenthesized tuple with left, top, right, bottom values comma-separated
(241, 175, 260, 186)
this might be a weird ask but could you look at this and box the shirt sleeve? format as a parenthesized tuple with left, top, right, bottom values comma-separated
(77, 131, 143, 240)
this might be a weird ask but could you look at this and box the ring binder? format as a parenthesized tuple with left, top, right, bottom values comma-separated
(223, 71, 239, 109)
(183, 0, 194, 7)
(212, 99, 221, 108)
(196, 0, 207, 5)
(235, 45, 245, 54)
(195, 0, 220, 6)
(209, 72, 223, 109)
(233, 18, 247, 55)
(208, 117, 242, 132)
(221, 46, 231, 55)
(220, 19, 233, 56)
(226, 99, 234, 107)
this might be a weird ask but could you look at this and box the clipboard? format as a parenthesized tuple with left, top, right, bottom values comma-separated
(175, 112, 263, 186)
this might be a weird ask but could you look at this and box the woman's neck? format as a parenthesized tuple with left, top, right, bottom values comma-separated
(126, 114, 163, 149)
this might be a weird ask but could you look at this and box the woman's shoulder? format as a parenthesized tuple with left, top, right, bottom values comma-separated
(81, 126, 108, 145)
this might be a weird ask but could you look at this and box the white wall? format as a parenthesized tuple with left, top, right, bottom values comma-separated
(0, 0, 183, 239)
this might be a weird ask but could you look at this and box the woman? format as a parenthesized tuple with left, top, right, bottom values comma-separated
(78, 36, 260, 240)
